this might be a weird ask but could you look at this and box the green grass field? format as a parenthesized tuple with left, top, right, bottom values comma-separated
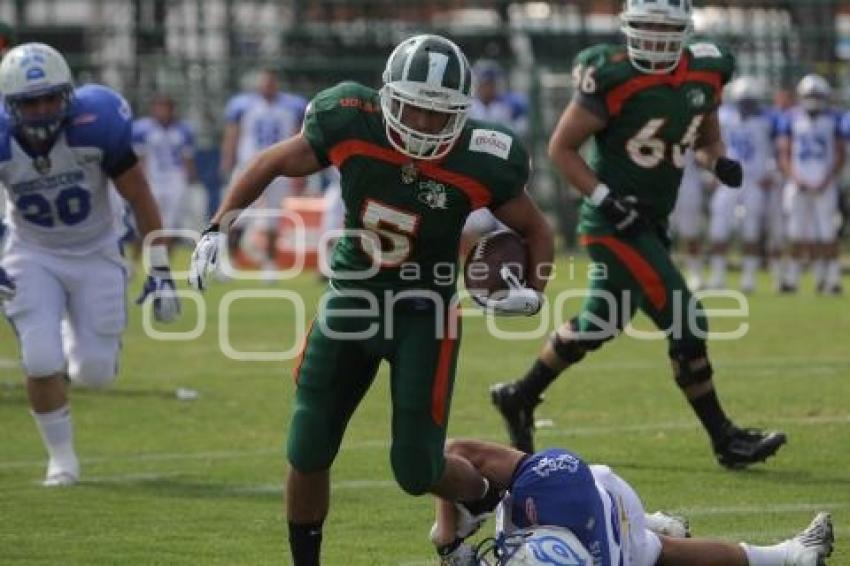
(1, 253, 847, 565)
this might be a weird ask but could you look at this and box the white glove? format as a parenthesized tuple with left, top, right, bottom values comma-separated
(188, 226, 227, 291)
(472, 266, 542, 317)
(0, 266, 16, 301)
(136, 244, 181, 323)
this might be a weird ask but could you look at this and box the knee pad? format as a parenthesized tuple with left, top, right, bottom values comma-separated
(670, 344, 712, 389)
(391, 444, 443, 496)
(68, 357, 117, 389)
(20, 329, 65, 378)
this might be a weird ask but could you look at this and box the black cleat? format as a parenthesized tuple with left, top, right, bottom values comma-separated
(713, 424, 787, 469)
(490, 382, 540, 453)
(778, 283, 798, 294)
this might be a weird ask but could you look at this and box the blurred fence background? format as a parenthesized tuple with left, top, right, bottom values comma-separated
(3, 0, 850, 242)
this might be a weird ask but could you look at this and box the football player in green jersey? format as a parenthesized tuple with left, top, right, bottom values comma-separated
(189, 34, 554, 565)
(491, 0, 787, 470)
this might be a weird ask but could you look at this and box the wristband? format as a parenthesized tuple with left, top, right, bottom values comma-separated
(589, 184, 610, 206)
(148, 244, 170, 270)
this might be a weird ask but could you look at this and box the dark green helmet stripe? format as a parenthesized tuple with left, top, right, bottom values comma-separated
(387, 35, 472, 96)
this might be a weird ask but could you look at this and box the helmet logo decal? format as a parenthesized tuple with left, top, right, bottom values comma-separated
(26, 67, 46, 81)
(687, 89, 706, 108)
(425, 51, 450, 87)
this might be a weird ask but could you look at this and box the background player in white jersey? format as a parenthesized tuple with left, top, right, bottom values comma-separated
(708, 77, 778, 293)
(671, 150, 707, 290)
(132, 93, 197, 250)
(431, 439, 834, 566)
(219, 69, 307, 277)
(776, 75, 846, 294)
(0, 43, 180, 486)
(460, 60, 530, 255)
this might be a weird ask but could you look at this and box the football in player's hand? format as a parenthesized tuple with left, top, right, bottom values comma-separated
(464, 229, 529, 301)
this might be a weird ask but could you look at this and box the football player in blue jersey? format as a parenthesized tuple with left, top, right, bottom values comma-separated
(432, 439, 834, 566)
(0, 43, 180, 486)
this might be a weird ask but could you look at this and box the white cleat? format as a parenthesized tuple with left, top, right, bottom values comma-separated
(645, 510, 691, 538)
(43, 457, 79, 487)
(787, 512, 834, 566)
(435, 540, 477, 566)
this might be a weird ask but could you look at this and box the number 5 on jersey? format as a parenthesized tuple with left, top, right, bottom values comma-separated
(360, 199, 420, 267)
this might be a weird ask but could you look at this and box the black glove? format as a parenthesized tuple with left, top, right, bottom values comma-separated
(715, 156, 743, 188)
(598, 193, 642, 234)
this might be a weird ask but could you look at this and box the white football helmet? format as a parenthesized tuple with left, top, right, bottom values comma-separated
(796, 74, 831, 113)
(380, 34, 474, 160)
(481, 527, 593, 566)
(0, 42, 74, 142)
(620, 0, 693, 75)
(727, 76, 765, 104)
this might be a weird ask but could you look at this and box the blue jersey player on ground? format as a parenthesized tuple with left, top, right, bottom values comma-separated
(431, 439, 834, 565)
(0, 43, 180, 486)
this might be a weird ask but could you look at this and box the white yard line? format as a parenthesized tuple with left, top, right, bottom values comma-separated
(1, 414, 847, 471)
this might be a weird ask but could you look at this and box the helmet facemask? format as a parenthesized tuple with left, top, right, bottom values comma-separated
(621, 1, 693, 75)
(6, 84, 74, 144)
(380, 35, 473, 161)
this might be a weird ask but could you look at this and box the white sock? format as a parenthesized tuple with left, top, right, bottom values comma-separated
(786, 259, 802, 287)
(709, 254, 727, 286)
(769, 258, 784, 288)
(32, 404, 77, 467)
(742, 255, 759, 287)
(825, 259, 842, 288)
(740, 540, 791, 565)
(686, 255, 704, 282)
(813, 259, 827, 287)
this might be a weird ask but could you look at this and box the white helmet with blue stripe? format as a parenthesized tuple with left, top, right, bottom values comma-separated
(0, 42, 74, 142)
(480, 526, 593, 565)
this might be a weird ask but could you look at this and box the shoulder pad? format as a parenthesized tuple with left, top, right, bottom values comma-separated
(687, 41, 735, 84)
(71, 84, 133, 123)
(572, 44, 635, 95)
(308, 81, 379, 116)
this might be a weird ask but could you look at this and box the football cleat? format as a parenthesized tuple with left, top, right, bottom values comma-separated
(435, 539, 477, 566)
(490, 381, 540, 454)
(645, 511, 691, 538)
(43, 457, 79, 487)
(713, 424, 787, 469)
(786, 512, 833, 566)
(778, 283, 798, 295)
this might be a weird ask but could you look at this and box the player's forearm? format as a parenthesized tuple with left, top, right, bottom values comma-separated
(211, 152, 279, 226)
(525, 221, 554, 292)
(113, 164, 165, 246)
(549, 147, 599, 196)
(694, 140, 725, 171)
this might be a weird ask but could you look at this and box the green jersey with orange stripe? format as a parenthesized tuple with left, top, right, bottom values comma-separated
(572, 42, 734, 235)
(302, 81, 528, 300)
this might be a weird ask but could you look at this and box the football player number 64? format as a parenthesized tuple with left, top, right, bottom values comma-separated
(360, 199, 420, 267)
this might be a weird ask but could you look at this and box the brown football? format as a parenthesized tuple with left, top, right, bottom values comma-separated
(463, 229, 529, 301)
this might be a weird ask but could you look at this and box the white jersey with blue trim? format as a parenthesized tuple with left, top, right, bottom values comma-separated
(132, 117, 194, 191)
(718, 103, 777, 188)
(0, 84, 135, 256)
(225, 91, 307, 168)
(777, 107, 845, 187)
(495, 465, 625, 566)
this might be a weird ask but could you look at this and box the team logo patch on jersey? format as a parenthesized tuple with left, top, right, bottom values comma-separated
(32, 155, 52, 176)
(687, 89, 707, 109)
(417, 179, 448, 210)
(401, 162, 419, 184)
(469, 129, 512, 160)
